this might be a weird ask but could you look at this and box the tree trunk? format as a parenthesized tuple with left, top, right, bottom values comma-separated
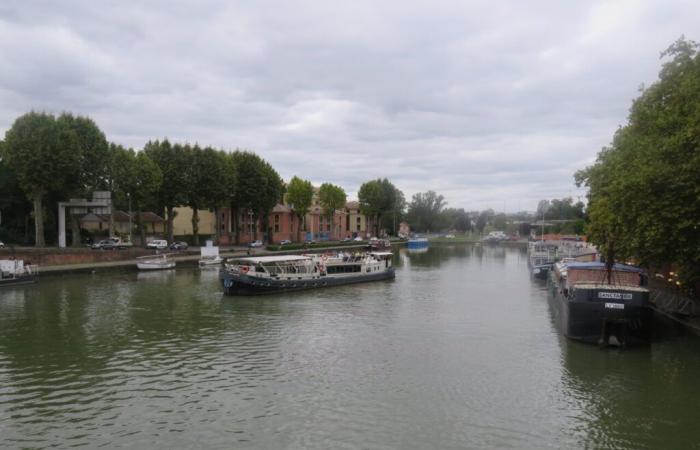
(70, 213, 81, 247)
(233, 207, 240, 245)
(109, 209, 115, 237)
(214, 207, 220, 245)
(33, 194, 45, 247)
(191, 207, 200, 246)
(167, 206, 175, 242)
(136, 211, 146, 247)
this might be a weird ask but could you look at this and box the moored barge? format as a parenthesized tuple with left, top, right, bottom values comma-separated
(220, 252, 395, 296)
(548, 261, 653, 347)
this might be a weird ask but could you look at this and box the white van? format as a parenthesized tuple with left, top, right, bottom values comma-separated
(146, 239, 168, 250)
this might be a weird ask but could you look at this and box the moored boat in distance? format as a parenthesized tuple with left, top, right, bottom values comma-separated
(528, 241, 557, 280)
(220, 251, 395, 296)
(136, 253, 176, 270)
(407, 237, 429, 250)
(548, 261, 653, 347)
(199, 244, 222, 268)
(0, 259, 38, 287)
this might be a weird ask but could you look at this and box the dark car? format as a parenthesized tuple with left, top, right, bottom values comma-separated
(169, 241, 189, 250)
(91, 239, 117, 250)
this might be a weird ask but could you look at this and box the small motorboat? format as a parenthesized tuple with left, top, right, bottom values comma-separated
(136, 253, 175, 270)
(199, 255, 223, 268)
(199, 243, 222, 268)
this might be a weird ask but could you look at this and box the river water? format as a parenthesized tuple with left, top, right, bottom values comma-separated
(1, 245, 699, 449)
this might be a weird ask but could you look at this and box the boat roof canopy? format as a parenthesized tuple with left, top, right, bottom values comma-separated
(370, 252, 393, 256)
(565, 262, 643, 273)
(236, 255, 312, 264)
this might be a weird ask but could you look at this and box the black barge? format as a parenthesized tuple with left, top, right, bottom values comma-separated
(548, 261, 653, 347)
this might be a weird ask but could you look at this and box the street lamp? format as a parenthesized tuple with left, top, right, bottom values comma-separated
(248, 210, 254, 243)
(127, 192, 132, 242)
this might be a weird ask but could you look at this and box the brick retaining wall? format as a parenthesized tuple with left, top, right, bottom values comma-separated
(0, 247, 153, 266)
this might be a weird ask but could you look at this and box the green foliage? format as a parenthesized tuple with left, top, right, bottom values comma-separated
(56, 113, 110, 193)
(2, 112, 84, 245)
(231, 150, 284, 237)
(143, 139, 189, 239)
(406, 190, 447, 232)
(2, 112, 81, 198)
(0, 155, 32, 243)
(358, 178, 403, 235)
(319, 182, 347, 238)
(576, 37, 700, 291)
(286, 175, 314, 230)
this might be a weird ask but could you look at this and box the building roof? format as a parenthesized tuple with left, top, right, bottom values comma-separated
(138, 212, 165, 223)
(79, 212, 103, 223)
(346, 200, 359, 209)
(272, 204, 292, 213)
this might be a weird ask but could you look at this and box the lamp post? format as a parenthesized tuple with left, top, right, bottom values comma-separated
(248, 210, 254, 243)
(127, 192, 132, 243)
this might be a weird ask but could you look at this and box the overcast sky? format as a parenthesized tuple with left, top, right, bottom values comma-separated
(0, 1, 697, 211)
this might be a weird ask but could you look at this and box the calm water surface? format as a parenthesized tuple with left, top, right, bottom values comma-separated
(1, 246, 699, 449)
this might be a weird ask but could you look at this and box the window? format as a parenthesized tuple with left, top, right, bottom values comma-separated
(274, 214, 280, 232)
(346, 215, 350, 231)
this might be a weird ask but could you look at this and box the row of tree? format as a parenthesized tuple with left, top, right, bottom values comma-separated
(575, 37, 700, 294)
(0, 111, 422, 246)
(0, 112, 287, 246)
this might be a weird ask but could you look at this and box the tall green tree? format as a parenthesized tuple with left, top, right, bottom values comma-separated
(576, 37, 700, 290)
(230, 151, 284, 243)
(358, 178, 402, 236)
(0, 152, 33, 244)
(143, 139, 189, 242)
(319, 183, 347, 240)
(1, 112, 81, 246)
(406, 190, 447, 233)
(57, 113, 110, 245)
(286, 176, 314, 242)
(111, 146, 162, 246)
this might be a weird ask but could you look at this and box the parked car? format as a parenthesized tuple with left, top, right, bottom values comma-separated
(92, 239, 117, 250)
(445, 234, 455, 239)
(304, 239, 316, 245)
(146, 239, 168, 250)
(0, 240, 5, 248)
(169, 241, 189, 250)
(279, 240, 292, 245)
(249, 240, 264, 248)
(353, 236, 363, 242)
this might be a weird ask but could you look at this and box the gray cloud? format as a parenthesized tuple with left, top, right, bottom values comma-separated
(1, 0, 697, 211)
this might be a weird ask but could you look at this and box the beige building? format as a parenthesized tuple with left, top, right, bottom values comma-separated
(171, 207, 217, 237)
(343, 201, 371, 238)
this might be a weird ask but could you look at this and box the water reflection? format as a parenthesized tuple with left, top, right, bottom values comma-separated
(1, 248, 700, 449)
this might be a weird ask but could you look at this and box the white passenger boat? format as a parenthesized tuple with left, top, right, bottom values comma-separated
(0, 259, 38, 286)
(136, 254, 175, 270)
(220, 251, 395, 295)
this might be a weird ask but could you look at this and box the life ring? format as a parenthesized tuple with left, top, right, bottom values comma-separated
(240, 265, 249, 274)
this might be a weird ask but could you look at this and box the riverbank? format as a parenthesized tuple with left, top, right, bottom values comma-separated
(0, 239, 531, 276)
(8, 242, 388, 276)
